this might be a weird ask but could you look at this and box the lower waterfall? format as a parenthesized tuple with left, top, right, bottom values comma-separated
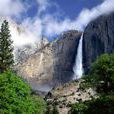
(73, 33, 84, 80)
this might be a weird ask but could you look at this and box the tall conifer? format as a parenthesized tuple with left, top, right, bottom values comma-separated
(0, 20, 14, 72)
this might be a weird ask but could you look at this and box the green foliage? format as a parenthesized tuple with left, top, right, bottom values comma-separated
(32, 95, 47, 114)
(0, 71, 34, 114)
(79, 76, 93, 90)
(46, 105, 59, 114)
(89, 54, 114, 94)
(0, 71, 46, 114)
(81, 54, 114, 94)
(46, 105, 53, 114)
(0, 20, 14, 72)
(85, 95, 114, 114)
(69, 103, 88, 114)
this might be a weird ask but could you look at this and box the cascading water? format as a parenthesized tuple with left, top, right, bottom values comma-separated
(73, 33, 84, 80)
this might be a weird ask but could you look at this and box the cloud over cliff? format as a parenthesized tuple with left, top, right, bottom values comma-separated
(0, 0, 114, 46)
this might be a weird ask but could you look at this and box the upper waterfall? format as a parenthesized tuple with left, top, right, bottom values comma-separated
(73, 33, 84, 80)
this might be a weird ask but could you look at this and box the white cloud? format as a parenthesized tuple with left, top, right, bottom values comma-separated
(22, 0, 114, 38)
(0, 18, 38, 47)
(42, 0, 114, 35)
(37, 0, 50, 15)
(22, 17, 43, 38)
(74, 0, 114, 30)
(0, 0, 25, 18)
(9, 22, 38, 47)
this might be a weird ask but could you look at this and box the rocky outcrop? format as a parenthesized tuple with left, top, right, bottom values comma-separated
(46, 80, 97, 114)
(83, 12, 114, 73)
(15, 30, 81, 91)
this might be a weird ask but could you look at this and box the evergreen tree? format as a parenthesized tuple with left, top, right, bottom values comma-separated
(0, 20, 14, 72)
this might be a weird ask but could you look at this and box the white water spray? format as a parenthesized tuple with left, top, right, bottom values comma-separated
(73, 33, 84, 80)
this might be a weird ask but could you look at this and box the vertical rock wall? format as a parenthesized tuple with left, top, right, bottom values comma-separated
(83, 12, 114, 73)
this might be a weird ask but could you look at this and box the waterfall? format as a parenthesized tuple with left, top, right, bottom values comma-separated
(73, 33, 84, 80)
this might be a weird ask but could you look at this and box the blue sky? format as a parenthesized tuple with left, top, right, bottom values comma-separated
(55, 0, 102, 19)
(23, 0, 103, 21)
(19, 0, 104, 40)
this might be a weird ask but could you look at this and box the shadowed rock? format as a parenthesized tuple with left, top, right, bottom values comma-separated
(83, 12, 114, 73)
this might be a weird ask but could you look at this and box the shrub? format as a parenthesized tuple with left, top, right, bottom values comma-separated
(0, 71, 46, 114)
(68, 103, 88, 114)
(85, 95, 114, 114)
(32, 95, 47, 114)
(89, 54, 114, 94)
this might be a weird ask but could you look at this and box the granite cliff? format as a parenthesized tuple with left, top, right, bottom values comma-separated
(83, 12, 114, 73)
(15, 30, 81, 91)
(15, 12, 114, 91)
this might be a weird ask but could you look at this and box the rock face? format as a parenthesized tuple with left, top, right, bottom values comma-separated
(14, 38, 49, 64)
(46, 80, 97, 114)
(83, 12, 114, 73)
(15, 30, 81, 90)
(52, 31, 81, 84)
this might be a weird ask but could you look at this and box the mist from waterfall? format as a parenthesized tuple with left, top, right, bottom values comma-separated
(73, 33, 84, 80)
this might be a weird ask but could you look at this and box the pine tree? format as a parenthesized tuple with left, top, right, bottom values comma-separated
(0, 20, 14, 72)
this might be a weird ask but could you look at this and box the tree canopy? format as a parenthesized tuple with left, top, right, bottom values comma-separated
(89, 54, 114, 94)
